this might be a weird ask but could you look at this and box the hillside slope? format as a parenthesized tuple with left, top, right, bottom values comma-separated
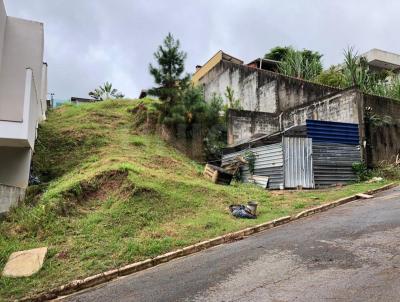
(0, 100, 390, 301)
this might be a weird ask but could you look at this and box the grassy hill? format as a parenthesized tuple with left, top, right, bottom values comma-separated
(0, 100, 391, 301)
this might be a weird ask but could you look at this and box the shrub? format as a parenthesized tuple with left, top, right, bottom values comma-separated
(352, 161, 372, 181)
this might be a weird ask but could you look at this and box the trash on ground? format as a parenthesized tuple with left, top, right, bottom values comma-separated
(2, 247, 47, 278)
(367, 177, 384, 183)
(229, 201, 258, 219)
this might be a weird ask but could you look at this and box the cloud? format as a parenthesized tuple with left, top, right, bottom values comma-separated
(4, 0, 400, 100)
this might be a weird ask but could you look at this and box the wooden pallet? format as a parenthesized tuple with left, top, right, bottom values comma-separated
(204, 164, 233, 185)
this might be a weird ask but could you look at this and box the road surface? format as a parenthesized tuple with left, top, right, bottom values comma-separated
(60, 186, 400, 302)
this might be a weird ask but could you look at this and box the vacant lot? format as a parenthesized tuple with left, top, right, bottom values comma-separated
(0, 100, 392, 301)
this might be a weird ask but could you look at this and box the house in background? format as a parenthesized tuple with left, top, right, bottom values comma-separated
(0, 0, 47, 214)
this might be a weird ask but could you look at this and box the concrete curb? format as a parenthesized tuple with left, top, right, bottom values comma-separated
(21, 182, 397, 302)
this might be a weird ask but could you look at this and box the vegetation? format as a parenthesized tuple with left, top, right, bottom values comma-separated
(265, 45, 400, 101)
(264, 46, 323, 80)
(316, 47, 400, 101)
(148, 33, 227, 159)
(148, 33, 190, 122)
(224, 86, 242, 110)
(89, 82, 124, 101)
(0, 100, 391, 301)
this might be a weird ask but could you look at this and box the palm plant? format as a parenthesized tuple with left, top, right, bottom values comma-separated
(89, 82, 124, 101)
(278, 48, 322, 80)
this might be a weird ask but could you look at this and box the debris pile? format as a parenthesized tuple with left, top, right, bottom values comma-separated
(229, 201, 258, 219)
(204, 156, 247, 185)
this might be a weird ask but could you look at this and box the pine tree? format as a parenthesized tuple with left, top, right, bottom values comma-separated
(149, 33, 190, 119)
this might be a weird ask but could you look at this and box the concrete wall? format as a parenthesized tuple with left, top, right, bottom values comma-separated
(0, 184, 25, 214)
(363, 93, 400, 166)
(0, 0, 6, 73)
(40, 62, 48, 120)
(282, 89, 361, 129)
(199, 60, 340, 114)
(0, 2, 46, 213)
(0, 17, 44, 122)
(0, 146, 32, 188)
(228, 110, 280, 145)
(228, 89, 361, 145)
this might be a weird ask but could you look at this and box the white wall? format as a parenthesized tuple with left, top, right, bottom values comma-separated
(0, 17, 44, 122)
(40, 63, 48, 120)
(0, 0, 7, 73)
(0, 69, 38, 148)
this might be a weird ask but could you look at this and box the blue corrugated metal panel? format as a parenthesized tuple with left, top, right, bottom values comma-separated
(306, 120, 359, 145)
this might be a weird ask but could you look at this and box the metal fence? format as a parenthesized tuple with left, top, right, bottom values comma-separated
(283, 137, 314, 189)
(313, 142, 361, 187)
(222, 143, 284, 189)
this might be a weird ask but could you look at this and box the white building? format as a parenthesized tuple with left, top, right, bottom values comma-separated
(0, 0, 47, 214)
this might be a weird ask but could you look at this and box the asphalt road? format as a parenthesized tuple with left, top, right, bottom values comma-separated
(59, 186, 400, 302)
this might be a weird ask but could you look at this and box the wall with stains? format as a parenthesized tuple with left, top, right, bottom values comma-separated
(364, 94, 400, 166)
(228, 89, 361, 145)
(198, 60, 340, 114)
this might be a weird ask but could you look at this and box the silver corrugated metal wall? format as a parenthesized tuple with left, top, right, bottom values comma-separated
(221, 143, 284, 189)
(313, 142, 361, 187)
(283, 137, 314, 189)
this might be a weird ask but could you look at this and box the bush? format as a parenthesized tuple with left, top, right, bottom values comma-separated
(373, 162, 400, 180)
(352, 161, 372, 181)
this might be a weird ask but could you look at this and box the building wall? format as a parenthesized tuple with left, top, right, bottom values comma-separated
(0, 17, 44, 122)
(0, 146, 32, 188)
(0, 1, 46, 213)
(282, 89, 361, 129)
(227, 110, 280, 145)
(0, 0, 6, 73)
(363, 94, 400, 166)
(199, 60, 340, 114)
(228, 89, 361, 145)
(0, 185, 25, 214)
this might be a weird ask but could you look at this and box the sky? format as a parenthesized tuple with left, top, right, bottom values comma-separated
(4, 0, 400, 100)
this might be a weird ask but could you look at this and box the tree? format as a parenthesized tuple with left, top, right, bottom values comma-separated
(315, 65, 346, 88)
(278, 48, 323, 80)
(89, 82, 124, 101)
(264, 46, 292, 61)
(149, 33, 190, 120)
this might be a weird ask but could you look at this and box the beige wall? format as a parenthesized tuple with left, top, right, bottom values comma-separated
(0, 17, 44, 122)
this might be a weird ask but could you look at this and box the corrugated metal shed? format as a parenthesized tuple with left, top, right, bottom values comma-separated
(283, 137, 314, 188)
(221, 143, 284, 189)
(313, 143, 361, 187)
(306, 120, 359, 145)
(222, 120, 362, 190)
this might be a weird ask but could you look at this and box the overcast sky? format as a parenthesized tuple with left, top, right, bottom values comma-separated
(4, 0, 399, 100)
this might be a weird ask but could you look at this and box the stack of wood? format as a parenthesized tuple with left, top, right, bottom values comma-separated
(221, 156, 247, 175)
(203, 164, 234, 185)
(203, 156, 248, 186)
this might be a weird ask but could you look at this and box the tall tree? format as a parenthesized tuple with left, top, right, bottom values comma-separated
(264, 46, 292, 61)
(149, 33, 190, 119)
(89, 82, 124, 101)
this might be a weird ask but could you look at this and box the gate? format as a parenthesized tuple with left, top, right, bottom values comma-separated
(283, 137, 314, 189)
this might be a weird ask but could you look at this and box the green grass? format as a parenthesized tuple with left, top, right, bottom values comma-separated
(0, 99, 394, 301)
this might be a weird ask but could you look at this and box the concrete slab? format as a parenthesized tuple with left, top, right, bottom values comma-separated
(356, 193, 374, 199)
(2, 247, 47, 277)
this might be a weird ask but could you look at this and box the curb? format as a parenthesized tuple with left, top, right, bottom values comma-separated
(21, 182, 397, 302)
